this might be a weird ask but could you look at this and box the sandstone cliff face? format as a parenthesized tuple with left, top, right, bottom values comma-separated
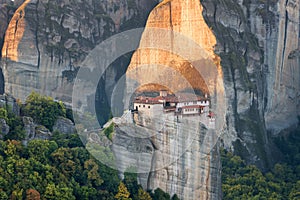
(121, 0, 299, 198)
(0, 118, 9, 139)
(127, 0, 221, 94)
(0, 0, 158, 103)
(111, 113, 221, 200)
(0, 0, 299, 199)
(53, 117, 75, 134)
(123, 0, 224, 199)
(0, 0, 16, 94)
(22, 116, 75, 145)
(201, 0, 299, 168)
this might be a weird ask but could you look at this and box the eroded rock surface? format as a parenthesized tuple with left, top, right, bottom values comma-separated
(35, 125, 52, 140)
(0, 118, 9, 138)
(122, 0, 224, 199)
(201, 0, 299, 169)
(53, 117, 75, 134)
(23, 116, 36, 145)
(1, 0, 158, 103)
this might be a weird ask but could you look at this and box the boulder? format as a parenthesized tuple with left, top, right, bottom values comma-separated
(53, 117, 76, 134)
(35, 125, 52, 140)
(0, 118, 9, 139)
(23, 116, 52, 143)
(0, 94, 20, 115)
(22, 116, 36, 145)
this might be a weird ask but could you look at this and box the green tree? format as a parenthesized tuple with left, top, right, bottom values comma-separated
(0, 108, 8, 122)
(5, 108, 25, 141)
(22, 91, 66, 130)
(136, 188, 152, 200)
(0, 189, 8, 200)
(151, 188, 170, 200)
(0, 108, 178, 200)
(124, 171, 138, 197)
(84, 159, 104, 187)
(27, 140, 58, 163)
(289, 181, 300, 199)
(43, 183, 75, 200)
(11, 189, 23, 200)
(171, 194, 180, 200)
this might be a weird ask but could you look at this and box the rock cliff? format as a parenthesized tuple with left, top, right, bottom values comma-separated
(0, 0, 158, 104)
(123, 0, 225, 199)
(120, 0, 299, 198)
(0, 118, 9, 138)
(0, 0, 299, 199)
(110, 113, 221, 200)
(201, 0, 299, 169)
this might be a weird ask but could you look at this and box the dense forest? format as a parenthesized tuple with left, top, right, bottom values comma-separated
(0, 92, 177, 199)
(221, 125, 300, 199)
(0, 92, 299, 199)
(0, 138, 179, 199)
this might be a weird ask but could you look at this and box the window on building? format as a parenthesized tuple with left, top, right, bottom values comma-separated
(143, 105, 145, 108)
(148, 106, 151, 109)
(139, 105, 141, 107)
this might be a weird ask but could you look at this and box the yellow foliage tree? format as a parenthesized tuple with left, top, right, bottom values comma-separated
(137, 188, 152, 200)
(115, 182, 131, 200)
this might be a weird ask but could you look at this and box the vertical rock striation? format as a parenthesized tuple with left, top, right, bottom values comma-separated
(0, 0, 299, 198)
(263, 0, 299, 132)
(201, 0, 299, 169)
(124, 0, 225, 199)
(0, 0, 158, 102)
(2, 0, 31, 61)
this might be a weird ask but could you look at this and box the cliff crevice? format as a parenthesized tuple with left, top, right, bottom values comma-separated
(0, 0, 158, 103)
(2, 0, 31, 61)
(201, 0, 299, 169)
(124, 0, 225, 199)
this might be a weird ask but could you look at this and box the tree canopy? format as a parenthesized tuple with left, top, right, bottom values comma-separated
(222, 127, 300, 200)
(22, 91, 66, 130)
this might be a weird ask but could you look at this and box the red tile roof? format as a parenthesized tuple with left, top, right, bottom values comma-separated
(182, 105, 205, 109)
(208, 111, 215, 118)
(134, 93, 209, 104)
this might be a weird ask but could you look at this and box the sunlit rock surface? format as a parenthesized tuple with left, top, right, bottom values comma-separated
(0, 0, 299, 198)
(121, 0, 225, 199)
(0, 0, 158, 102)
(2, 0, 31, 61)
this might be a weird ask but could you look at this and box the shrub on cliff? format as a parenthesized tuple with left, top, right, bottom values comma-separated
(22, 91, 66, 131)
(0, 108, 8, 122)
